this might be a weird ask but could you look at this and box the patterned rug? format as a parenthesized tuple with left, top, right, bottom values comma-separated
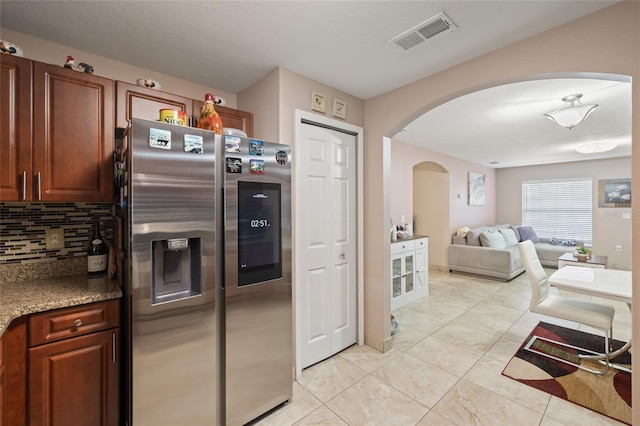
(502, 322, 631, 424)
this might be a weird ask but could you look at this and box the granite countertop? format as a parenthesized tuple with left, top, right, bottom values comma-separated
(0, 274, 122, 336)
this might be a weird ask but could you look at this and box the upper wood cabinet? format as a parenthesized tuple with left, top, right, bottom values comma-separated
(0, 55, 33, 201)
(116, 81, 193, 128)
(33, 62, 114, 202)
(116, 82, 254, 137)
(192, 100, 254, 137)
(1, 57, 114, 202)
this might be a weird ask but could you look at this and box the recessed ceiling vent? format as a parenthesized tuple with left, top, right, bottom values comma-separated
(390, 12, 457, 52)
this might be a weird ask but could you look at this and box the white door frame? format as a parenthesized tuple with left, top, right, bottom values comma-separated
(294, 109, 364, 379)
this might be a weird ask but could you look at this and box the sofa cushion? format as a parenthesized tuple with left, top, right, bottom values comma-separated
(466, 226, 489, 246)
(510, 225, 522, 241)
(480, 230, 507, 248)
(518, 226, 540, 243)
(499, 228, 519, 246)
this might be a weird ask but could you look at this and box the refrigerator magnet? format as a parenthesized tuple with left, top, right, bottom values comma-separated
(225, 136, 241, 153)
(184, 134, 203, 154)
(149, 128, 171, 150)
(276, 151, 288, 165)
(249, 140, 264, 156)
(250, 159, 265, 174)
(226, 158, 242, 173)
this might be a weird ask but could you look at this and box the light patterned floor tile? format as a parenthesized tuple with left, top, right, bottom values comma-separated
(337, 344, 401, 373)
(372, 352, 460, 408)
(396, 309, 449, 335)
(294, 407, 348, 425)
(254, 382, 322, 426)
(390, 324, 428, 351)
(431, 322, 502, 353)
(432, 379, 543, 426)
(407, 335, 483, 377)
(298, 356, 368, 402)
(325, 375, 429, 426)
(544, 395, 627, 425)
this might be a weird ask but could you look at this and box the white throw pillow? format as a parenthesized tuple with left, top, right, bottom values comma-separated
(499, 228, 519, 246)
(480, 230, 506, 249)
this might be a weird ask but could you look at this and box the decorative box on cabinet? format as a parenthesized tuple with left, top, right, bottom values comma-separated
(27, 299, 120, 426)
(391, 237, 429, 311)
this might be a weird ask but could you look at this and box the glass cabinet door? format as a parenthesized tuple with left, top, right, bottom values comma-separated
(392, 257, 402, 298)
(404, 254, 414, 293)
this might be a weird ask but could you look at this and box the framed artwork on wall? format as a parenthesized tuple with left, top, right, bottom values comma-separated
(332, 98, 347, 119)
(468, 172, 486, 206)
(598, 178, 631, 207)
(311, 91, 326, 113)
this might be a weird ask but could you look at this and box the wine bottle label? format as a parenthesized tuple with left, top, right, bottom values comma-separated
(92, 239, 103, 245)
(87, 254, 108, 272)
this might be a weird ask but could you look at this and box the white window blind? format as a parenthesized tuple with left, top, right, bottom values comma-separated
(521, 179, 592, 244)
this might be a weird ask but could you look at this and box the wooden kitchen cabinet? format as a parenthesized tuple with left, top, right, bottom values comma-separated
(33, 62, 114, 202)
(0, 55, 33, 201)
(1, 58, 114, 202)
(116, 81, 193, 128)
(1, 317, 28, 426)
(28, 299, 120, 426)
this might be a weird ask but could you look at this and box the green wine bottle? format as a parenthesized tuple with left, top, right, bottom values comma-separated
(87, 219, 108, 275)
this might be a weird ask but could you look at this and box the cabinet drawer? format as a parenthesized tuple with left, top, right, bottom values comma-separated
(391, 240, 415, 255)
(29, 299, 120, 347)
(414, 238, 428, 249)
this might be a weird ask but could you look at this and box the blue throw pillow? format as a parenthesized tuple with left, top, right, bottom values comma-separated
(550, 237, 560, 245)
(517, 226, 540, 243)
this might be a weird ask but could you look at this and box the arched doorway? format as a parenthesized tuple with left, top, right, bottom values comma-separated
(412, 162, 449, 270)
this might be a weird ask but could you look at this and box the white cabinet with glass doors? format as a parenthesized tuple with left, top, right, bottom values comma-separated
(391, 237, 428, 311)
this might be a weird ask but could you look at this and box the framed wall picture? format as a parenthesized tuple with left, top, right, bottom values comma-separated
(311, 91, 326, 113)
(468, 172, 486, 206)
(332, 98, 347, 119)
(598, 178, 631, 207)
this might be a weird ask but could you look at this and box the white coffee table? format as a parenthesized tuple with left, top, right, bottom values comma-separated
(557, 252, 608, 269)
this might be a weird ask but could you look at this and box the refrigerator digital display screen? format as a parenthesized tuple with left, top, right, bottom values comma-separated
(238, 181, 282, 286)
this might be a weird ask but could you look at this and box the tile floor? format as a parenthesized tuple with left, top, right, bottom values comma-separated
(255, 269, 631, 426)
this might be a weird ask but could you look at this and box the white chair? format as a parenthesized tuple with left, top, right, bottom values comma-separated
(518, 240, 615, 375)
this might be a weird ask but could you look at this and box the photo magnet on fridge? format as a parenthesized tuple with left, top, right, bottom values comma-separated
(250, 159, 265, 174)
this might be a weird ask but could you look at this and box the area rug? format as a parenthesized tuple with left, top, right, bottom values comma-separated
(502, 322, 631, 424)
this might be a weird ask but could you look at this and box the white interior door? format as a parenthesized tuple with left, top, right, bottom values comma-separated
(298, 121, 357, 369)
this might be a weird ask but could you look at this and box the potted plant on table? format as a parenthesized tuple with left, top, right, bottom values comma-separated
(576, 246, 591, 262)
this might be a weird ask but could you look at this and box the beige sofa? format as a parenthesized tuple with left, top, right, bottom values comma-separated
(447, 224, 582, 281)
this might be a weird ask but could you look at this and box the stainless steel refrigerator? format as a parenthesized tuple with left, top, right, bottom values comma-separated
(117, 118, 292, 426)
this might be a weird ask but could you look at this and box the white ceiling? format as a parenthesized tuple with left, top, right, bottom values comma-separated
(1, 0, 630, 168)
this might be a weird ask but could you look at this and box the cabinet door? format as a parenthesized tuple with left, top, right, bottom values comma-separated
(0, 333, 4, 425)
(391, 254, 403, 300)
(29, 329, 119, 426)
(404, 253, 415, 294)
(33, 63, 114, 202)
(116, 82, 193, 128)
(0, 55, 32, 201)
(193, 100, 254, 137)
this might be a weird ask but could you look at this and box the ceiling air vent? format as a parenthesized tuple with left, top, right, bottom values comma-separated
(390, 12, 457, 52)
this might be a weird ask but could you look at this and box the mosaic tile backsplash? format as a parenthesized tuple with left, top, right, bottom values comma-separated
(0, 203, 113, 265)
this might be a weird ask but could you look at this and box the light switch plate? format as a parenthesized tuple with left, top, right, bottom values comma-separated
(46, 228, 65, 250)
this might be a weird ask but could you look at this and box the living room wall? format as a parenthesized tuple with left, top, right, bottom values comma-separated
(497, 156, 632, 269)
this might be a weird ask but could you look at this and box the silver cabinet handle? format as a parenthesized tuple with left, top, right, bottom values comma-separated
(22, 171, 27, 200)
(74, 319, 83, 327)
(37, 172, 42, 200)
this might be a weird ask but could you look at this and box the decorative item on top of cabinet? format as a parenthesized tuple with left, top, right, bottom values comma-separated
(391, 237, 428, 311)
(192, 99, 254, 137)
(116, 81, 193, 129)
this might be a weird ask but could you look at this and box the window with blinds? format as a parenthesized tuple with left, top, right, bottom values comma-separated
(521, 179, 592, 245)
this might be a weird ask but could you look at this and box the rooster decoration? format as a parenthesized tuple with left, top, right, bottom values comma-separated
(63, 56, 94, 74)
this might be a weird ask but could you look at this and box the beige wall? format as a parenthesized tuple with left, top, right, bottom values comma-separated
(364, 2, 639, 420)
(3, 29, 237, 107)
(238, 68, 280, 141)
(497, 157, 632, 269)
(391, 140, 496, 269)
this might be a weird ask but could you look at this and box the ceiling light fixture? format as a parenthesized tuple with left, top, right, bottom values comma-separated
(576, 141, 617, 154)
(543, 94, 598, 130)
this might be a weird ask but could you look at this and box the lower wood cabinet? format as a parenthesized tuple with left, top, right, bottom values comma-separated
(29, 329, 119, 426)
(0, 299, 120, 426)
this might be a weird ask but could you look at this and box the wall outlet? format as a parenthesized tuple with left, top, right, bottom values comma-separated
(46, 228, 65, 250)
(616, 245, 622, 252)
